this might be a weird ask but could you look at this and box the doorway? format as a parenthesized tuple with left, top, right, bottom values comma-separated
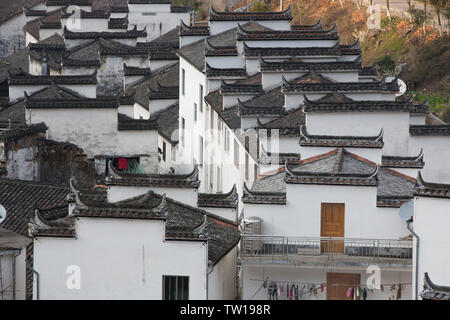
(327, 272, 361, 300)
(321, 203, 345, 253)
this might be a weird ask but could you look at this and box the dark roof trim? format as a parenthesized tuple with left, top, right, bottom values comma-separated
(382, 149, 424, 168)
(64, 25, 147, 39)
(242, 183, 286, 205)
(243, 41, 341, 57)
(299, 125, 384, 148)
(237, 22, 338, 40)
(282, 76, 399, 93)
(197, 185, 239, 208)
(8, 70, 97, 85)
(409, 125, 450, 136)
(421, 272, 450, 300)
(106, 163, 201, 188)
(220, 78, 262, 94)
(259, 56, 361, 72)
(285, 160, 379, 186)
(238, 98, 285, 117)
(180, 20, 210, 36)
(376, 196, 413, 208)
(209, 5, 293, 21)
(303, 95, 427, 113)
(291, 18, 323, 30)
(205, 38, 237, 56)
(414, 171, 450, 198)
(205, 62, 246, 78)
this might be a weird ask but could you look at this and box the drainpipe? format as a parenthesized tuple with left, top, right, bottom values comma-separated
(13, 249, 22, 300)
(206, 264, 215, 300)
(26, 262, 39, 300)
(407, 218, 419, 300)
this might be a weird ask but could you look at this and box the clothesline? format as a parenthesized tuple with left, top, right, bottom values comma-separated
(250, 278, 412, 287)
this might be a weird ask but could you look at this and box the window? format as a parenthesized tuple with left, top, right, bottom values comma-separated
(194, 103, 197, 122)
(210, 107, 214, 133)
(199, 135, 203, 165)
(234, 139, 239, 168)
(171, 146, 176, 162)
(210, 160, 214, 191)
(162, 142, 166, 162)
(224, 129, 230, 153)
(199, 84, 203, 112)
(181, 68, 185, 95)
(254, 163, 258, 181)
(181, 117, 185, 147)
(217, 166, 222, 193)
(245, 153, 249, 180)
(163, 276, 189, 300)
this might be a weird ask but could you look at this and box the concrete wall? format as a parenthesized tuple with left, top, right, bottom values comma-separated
(413, 196, 450, 299)
(209, 247, 237, 300)
(33, 217, 208, 299)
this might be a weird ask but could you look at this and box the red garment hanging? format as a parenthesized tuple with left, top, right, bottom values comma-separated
(118, 158, 128, 170)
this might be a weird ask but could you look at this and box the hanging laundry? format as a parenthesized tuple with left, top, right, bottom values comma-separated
(320, 283, 325, 293)
(346, 287, 353, 298)
(396, 285, 402, 300)
(118, 158, 128, 170)
(363, 288, 368, 300)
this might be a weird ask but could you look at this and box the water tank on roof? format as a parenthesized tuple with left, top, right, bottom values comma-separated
(242, 217, 263, 253)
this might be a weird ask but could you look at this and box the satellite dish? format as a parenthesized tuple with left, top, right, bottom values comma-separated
(386, 77, 407, 97)
(398, 200, 413, 222)
(0, 204, 6, 224)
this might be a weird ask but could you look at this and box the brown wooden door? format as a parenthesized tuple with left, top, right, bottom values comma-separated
(321, 203, 345, 253)
(327, 272, 361, 300)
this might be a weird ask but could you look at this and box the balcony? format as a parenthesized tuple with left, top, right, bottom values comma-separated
(240, 235, 413, 269)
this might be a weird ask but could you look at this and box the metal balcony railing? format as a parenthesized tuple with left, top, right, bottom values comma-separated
(241, 235, 413, 265)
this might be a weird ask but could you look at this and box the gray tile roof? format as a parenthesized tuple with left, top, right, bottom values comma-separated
(0, 48, 30, 83)
(251, 171, 286, 193)
(258, 105, 305, 136)
(151, 102, 179, 144)
(285, 148, 416, 207)
(0, 100, 26, 128)
(125, 62, 179, 108)
(197, 185, 239, 208)
(0, 178, 68, 237)
(31, 185, 240, 265)
(0, 0, 44, 23)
